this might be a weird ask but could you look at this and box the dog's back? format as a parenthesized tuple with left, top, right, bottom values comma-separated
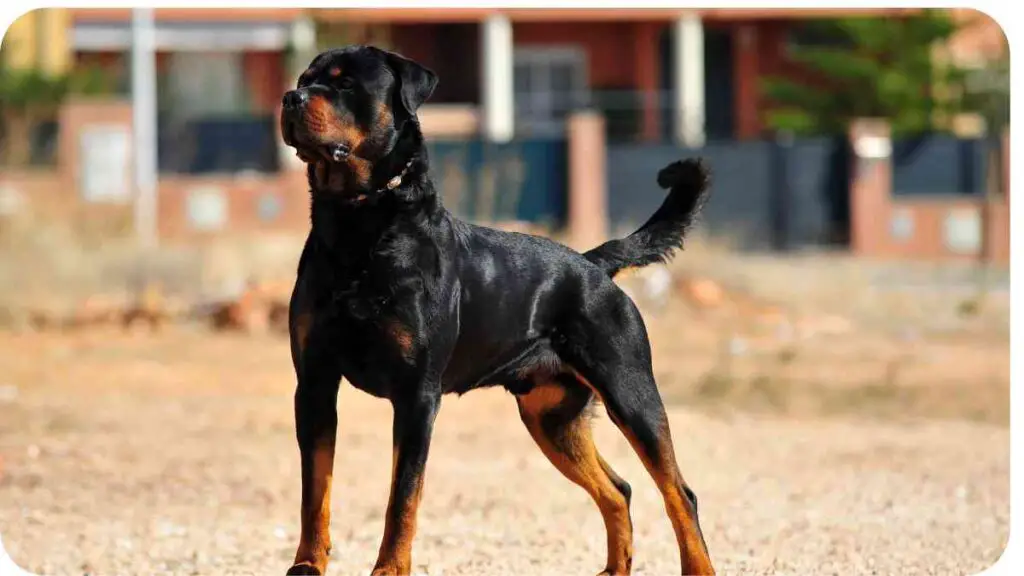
(437, 158, 711, 396)
(441, 220, 601, 392)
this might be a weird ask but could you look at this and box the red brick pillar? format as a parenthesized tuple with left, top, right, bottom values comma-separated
(733, 23, 760, 140)
(987, 128, 1011, 263)
(567, 111, 608, 250)
(848, 119, 893, 257)
(634, 22, 661, 142)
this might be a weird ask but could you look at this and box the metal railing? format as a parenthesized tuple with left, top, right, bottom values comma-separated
(515, 88, 720, 143)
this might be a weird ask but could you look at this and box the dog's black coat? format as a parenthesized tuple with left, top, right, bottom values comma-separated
(280, 45, 715, 576)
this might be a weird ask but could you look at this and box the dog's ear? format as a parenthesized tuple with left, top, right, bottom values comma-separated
(384, 51, 438, 126)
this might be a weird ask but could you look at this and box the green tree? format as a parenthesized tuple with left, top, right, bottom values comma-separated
(963, 55, 1009, 139)
(761, 10, 972, 136)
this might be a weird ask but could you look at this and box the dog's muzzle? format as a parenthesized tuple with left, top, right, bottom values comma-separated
(282, 89, 308, 111)
(280, 91, 351, 161)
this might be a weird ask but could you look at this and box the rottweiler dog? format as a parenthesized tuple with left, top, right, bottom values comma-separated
(280, 45, 716, 576)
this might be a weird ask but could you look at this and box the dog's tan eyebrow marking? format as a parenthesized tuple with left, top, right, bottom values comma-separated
(328, 67, 342, 77)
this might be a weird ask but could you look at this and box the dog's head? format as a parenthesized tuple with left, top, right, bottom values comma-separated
(281, 46, 437, 195)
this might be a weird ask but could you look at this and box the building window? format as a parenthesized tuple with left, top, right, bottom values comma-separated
(513, 46, 589, 138)
(157, 51, 279, 175)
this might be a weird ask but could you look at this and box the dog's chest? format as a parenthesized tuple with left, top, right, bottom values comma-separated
(306, 269, 417, 396)
(323, 268, 388, 320)
(310, 236, 423, 311)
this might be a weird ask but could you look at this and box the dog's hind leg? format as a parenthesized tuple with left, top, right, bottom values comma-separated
(575, 366, 714, 575)
(558, 294, 715, 576)
(516, 375, 633, 575)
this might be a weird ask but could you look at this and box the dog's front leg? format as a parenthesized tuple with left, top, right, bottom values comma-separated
(288, 326, 343, 576)
(371, 390, 441, 576)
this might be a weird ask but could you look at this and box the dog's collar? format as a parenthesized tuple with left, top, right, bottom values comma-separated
(346, 159, 415, 206)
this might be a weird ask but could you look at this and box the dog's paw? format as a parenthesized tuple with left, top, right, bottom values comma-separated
(656, 157, 710, 190)
(287, 561, 325, 575)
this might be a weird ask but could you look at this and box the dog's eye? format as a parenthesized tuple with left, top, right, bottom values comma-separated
(337, 77, 355, 91)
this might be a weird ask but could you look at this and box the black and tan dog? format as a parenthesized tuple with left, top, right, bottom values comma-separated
(280, 45, 716, 576)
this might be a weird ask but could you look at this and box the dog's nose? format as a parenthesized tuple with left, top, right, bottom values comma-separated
(282, 90, 308, 110)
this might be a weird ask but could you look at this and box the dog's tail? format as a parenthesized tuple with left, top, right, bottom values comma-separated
(583, 157, 711, 279)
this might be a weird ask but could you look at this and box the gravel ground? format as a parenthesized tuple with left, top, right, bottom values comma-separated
(0, 328, 1009, 576)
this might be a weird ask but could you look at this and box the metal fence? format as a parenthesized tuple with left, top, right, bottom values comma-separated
(427, 138, 568, 227)
(157, 114, 280, 175)
(515, 88, 689, 144)
(891, 134, 991, 197)
(607, 136, 851, 251)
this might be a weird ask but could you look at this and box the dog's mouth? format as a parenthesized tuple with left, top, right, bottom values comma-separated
(282, 117, 352, 164)
(290, 139, 351, 165)
(293, 142, 351, 164)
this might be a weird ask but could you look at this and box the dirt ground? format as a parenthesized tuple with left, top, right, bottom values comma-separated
(0, 277, 1009, 576)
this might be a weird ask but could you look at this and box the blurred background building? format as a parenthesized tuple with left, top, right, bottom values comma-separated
(0, 7, 1010, 262)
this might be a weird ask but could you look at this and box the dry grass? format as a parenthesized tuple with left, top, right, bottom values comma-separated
(1, 211, 1008, 426)
(638, 295, 1009, 424)
(0, 208, 306, 325)
(615, 235, 1009, 425)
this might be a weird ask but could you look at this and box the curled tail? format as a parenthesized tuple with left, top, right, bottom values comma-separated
(584, 157, 711, 278)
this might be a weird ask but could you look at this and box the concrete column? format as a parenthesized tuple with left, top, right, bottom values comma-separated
(288, 14, 317, 79)
(481, 14, 514, 143)
(131, 8, 158, 249)
(672, 13, 705, 147)
(567, 112, 607, 250)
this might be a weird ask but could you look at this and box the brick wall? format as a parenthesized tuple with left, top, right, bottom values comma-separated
(848, 120, 1009, 263)
(1, 99, 311, 245)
